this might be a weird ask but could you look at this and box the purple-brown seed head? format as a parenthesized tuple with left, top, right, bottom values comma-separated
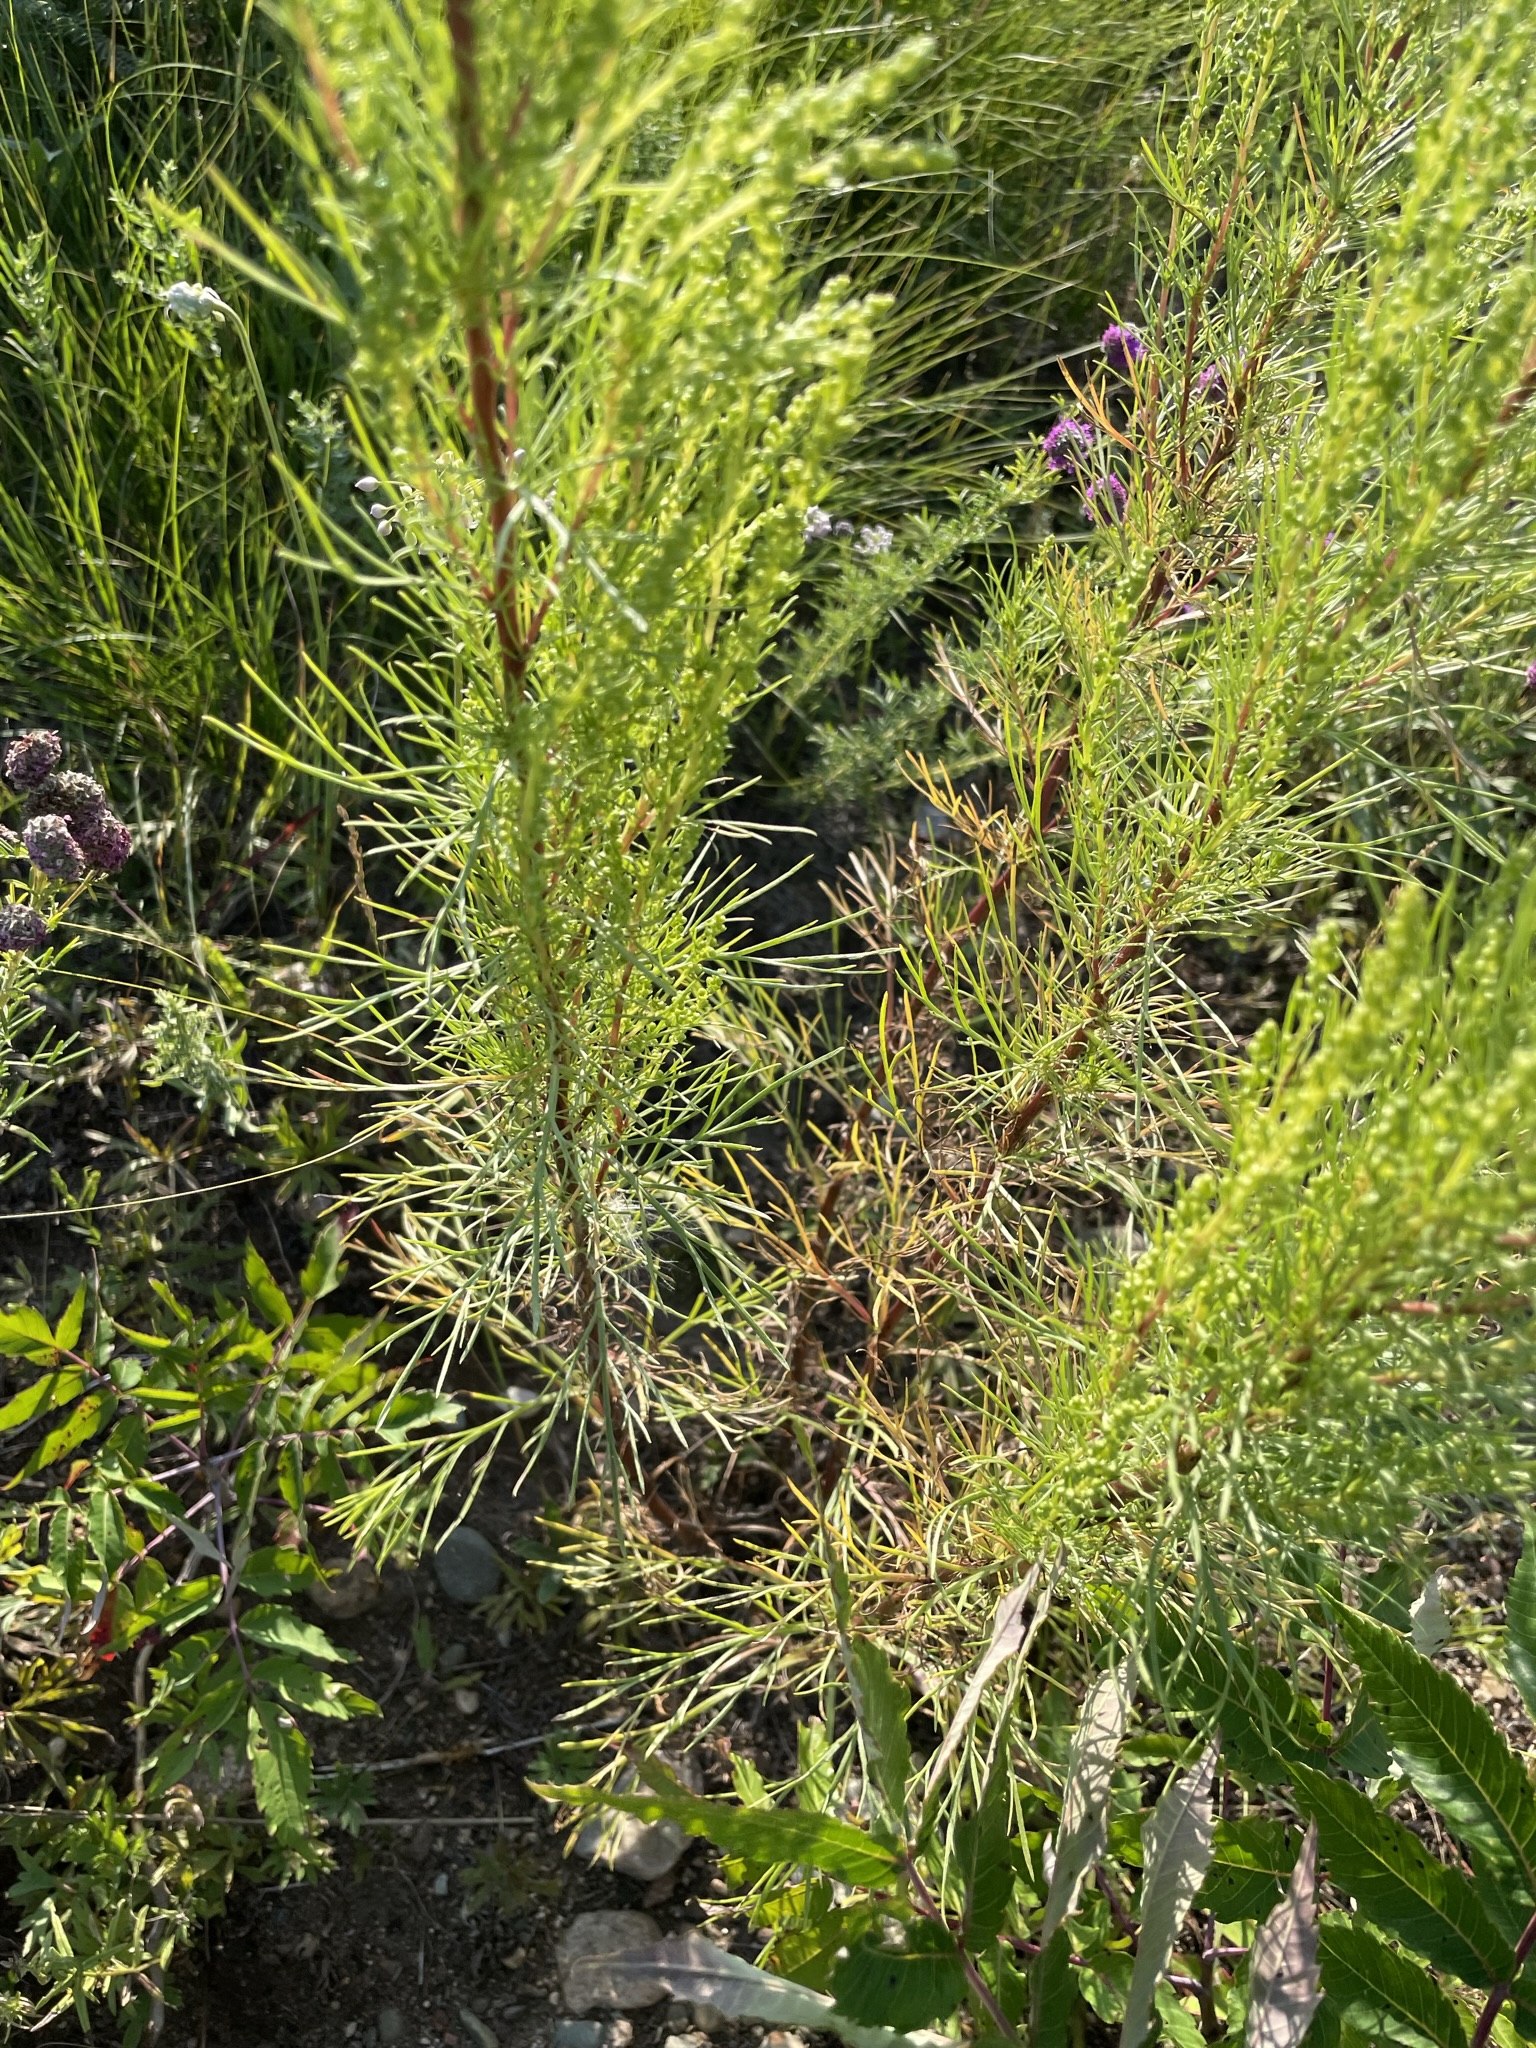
(1101, 324, 1146, 372)
(31, 770, 107, 825)
(1043, 417, 1097, 475)
(3, 730, 62, 792)
(23, 813, 85, 883)
(75, 809, 132, 875)
(0, 902, 49, 953)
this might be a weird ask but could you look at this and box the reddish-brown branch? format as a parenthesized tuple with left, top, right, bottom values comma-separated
(446, 0, 525, 694)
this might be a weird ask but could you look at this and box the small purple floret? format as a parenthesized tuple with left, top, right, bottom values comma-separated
(1524, 661, 1536, 694)
(76, 809, 132, 874)
(1043, 417, 1096, 475)
(23, 813, 85, 883)
(3, 730, 62, 792)
(1101, 324, 1146, 371)
(1083, 475, 1129, 524)
(1195, 363, 1226, 402)
(0, 902, 49, 952)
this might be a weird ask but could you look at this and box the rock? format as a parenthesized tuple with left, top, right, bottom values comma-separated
(664, 2003, 691, 2030)
(376, 2012, 407, 2047)
(556, 1910, 666, 2012)
(604, 2024, 634, 2048)
(554, 2024, 605, 2048)
(763, 2033, 808, 2048)
(459, 2010, 500, 2048)
(433, 1526, 503, 1605)
(308, 1558, 380, 1620)
(692, 2006, 725, 2035)
(574, 1758, 699, 1883)
(453, 1685, 482, 1716)
(433, 1871, 451, 1896)
(440, 1640, 470, 1674)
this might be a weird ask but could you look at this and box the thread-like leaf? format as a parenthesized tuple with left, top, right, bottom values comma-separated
(1245, 1823, 1321, 2048)
(1120, 1740, 1219, 2048)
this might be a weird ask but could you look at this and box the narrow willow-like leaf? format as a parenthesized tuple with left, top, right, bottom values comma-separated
(924, 1567, 1042, 1795)
(1040, 1659, 1133, 1944)
(845, 1636, 913, 1837)
(1120, 1740, 1219, 2048)
(1246, 1823, 1321, 2048)
(591, 1930, 950, 2048)
(539, 1766, 901, 1887)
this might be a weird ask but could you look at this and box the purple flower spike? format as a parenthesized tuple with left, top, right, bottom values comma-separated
(1524, 661, 1536, 694)
(4, 730, 62, 792)
(1195, 363, 1226, 403)
(23, 813, 85, 883)
(0, 902, 49, 953)
(76, 809, 132, 875)
(1043, 417, 1097, 475)
(1101, 324, 1146, 372)
(1083, 475, 1129, 524)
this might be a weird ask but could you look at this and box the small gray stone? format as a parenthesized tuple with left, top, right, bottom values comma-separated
(453, 1685, 481, 1716)
(692, 2006, 725, 2035)
(460, 2009, 500, 2048)
(664, 2003, 691, 2030)
(604, 2023, 633, 2048)
(376, 2012, 407, 2047)
(554, 2024, 605, 2048)
(440, 1640, 470, 1674)
(556, 1910, 665, 2012)
(433, 1526, 503, 1605)
(432, 1871, 450, 1896)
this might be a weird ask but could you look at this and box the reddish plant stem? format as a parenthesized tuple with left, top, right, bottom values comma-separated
(445, 0, 525, 695)
(1470, 1901, 1536, 2048)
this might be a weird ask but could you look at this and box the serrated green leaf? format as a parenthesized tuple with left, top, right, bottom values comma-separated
(248, 1698, 313, 1842)
(542, 1764, 901, 1888)
(0, 1366, 86, 1435)
(844, 1637, 911, 1836)
(239, 1603, 349, 1663)
(1122, 1740, 1219, 2048)
(1338, 1610, 1536, 1901)
(53, 1277, 86, 1352)
(1505, 1533, 1536, 1722)
(829, 1924, 965, 2032)
(769, 1902, 886, 1994)
(1318, 1921, 1469, 2048)
(242, 1244, 293, 1330)
(1293, 1764, 1511, 1987)
(1197, 1818, 1299, 1922)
